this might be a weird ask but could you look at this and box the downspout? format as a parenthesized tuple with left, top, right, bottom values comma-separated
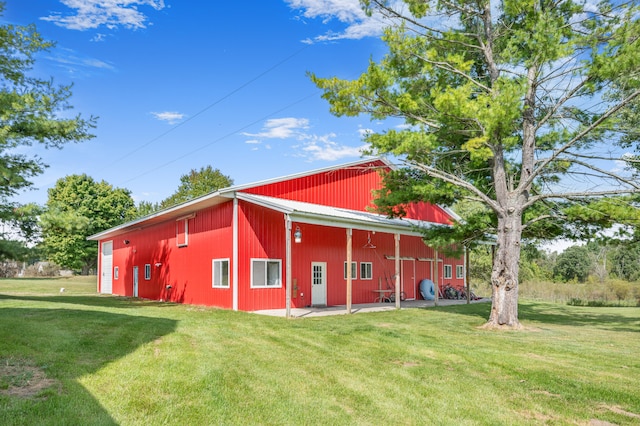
(233, 197, 239, 311)
(285, 214, 292, 319)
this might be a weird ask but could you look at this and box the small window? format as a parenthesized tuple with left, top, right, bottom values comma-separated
(251, 259, 281, 288)
(344, 261, 357, 280)
(212, 259, 230, 288)
(176, 219, 188, 247)
(360, 262, 373, 280)
(145, 264, 151, 280)
(114, 266, 119, 280)
(456, 265, 464, 279)
(444, 264, 452, 279)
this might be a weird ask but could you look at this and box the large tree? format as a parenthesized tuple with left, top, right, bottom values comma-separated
(311, 0, 640, 328)
(160, 166, 233, 209)
(41, 175, 135, 274)
(0, 2, 94, 259)
(135, 166, 234, 217)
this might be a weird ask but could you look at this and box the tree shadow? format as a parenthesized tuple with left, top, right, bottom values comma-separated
(434, 301, 640, 333)
(0, 303, 178, 424)
(0, 293, 178, 309)
(518, 302, 640, 333)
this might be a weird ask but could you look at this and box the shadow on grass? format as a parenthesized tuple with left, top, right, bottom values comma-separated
(0, 306, 178, 425)
(519, 302, 640, 332)
(0, 293, 176, 310)
(432, 301, 639, 333)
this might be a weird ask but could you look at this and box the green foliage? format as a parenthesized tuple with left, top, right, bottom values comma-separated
(312, 1, 640, 326)
(41, 174, 136, 273)
(0, 2, 94, 262)
(160, 165, 233, 209)
(610, 242, 640, 281)
(136, 166, 234, 217)
(554, 245, 592, 283)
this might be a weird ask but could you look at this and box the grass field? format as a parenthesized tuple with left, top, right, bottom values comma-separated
(1, 276, 639, 425)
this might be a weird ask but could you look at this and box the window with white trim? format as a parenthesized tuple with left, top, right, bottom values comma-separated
(145, 264, 151, 280)
(251, 259, 281, 288)
(212, 259, 230, 288)
(344, 261, 357, 280)
(444, 264, 452, 279)
(456, 265, 464, 279)
(176, 219, 188, 247)
(360, 262, 373, 280)
(114, 266, 119, 280)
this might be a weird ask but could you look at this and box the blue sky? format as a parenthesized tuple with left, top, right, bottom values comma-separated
(5, 0, 395, 206)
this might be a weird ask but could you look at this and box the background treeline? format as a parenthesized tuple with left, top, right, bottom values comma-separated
(469, 240, 640, 306)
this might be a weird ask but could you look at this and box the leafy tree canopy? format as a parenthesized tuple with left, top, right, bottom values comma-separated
(0, 2, 94, 261)
(136, 166, 234, 217)
(160, 166, 233, 209)
(41, 174, 135, 274)
(311, 0, 640, 328)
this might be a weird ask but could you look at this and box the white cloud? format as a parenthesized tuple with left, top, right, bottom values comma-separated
(46, 48, 115, 74)
(151, 111, 185, 124)
(246, 117, 365, 161)
(286, 0, 386, 42)
(41, 0, 166, 31)
(243, 118, 310, 139)
(302, 136, 366, 161)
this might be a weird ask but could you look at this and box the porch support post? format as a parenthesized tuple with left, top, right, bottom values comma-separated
(394, 233, 400, 309)
(346, 228, 353, 314)
(285, 215, 292, 319)
(434, 249, 439, 307)
(232, 197, 239, 311)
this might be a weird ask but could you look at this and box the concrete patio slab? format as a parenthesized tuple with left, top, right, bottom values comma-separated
(252, 297, 489, 318)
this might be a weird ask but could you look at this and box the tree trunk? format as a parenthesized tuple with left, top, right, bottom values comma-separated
(483, 210, 523, 329)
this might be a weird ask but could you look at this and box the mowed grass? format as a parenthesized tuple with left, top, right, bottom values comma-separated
(0, 277, 639, 425)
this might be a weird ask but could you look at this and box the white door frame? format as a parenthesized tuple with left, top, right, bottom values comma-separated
(100, 241, 113, 294)
(133, 266, 139, 297)
(311, 262, 327, 307)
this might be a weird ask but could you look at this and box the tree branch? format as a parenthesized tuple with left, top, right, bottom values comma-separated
(406, 159, 502, 213)
(522, 88, 640, 192)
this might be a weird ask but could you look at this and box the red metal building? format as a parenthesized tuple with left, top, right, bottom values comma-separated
(88, 158, 465, 312)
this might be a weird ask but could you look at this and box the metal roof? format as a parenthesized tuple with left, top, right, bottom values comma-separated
(235, 193, 439, 237)
(87, 157, 451, 241)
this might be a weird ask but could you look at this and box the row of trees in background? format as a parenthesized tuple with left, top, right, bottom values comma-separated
(470, 240, 640, 287)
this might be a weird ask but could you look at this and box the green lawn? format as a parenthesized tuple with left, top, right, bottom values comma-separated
(1, 277, 639, 425)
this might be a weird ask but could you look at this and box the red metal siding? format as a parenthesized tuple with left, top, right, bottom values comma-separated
(242, 160, 453, 225)
(237, 201, 286, 311)
(243, 160, 386, 211)
(106, 202, 235, 308)
(286, 224, 465, 307)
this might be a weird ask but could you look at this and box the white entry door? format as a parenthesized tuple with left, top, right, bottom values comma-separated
(100, 241, 113, 294)
(133, 266, 139, 297)
(311, 262, 327, 307)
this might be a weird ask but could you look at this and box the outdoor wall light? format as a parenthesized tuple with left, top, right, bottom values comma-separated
(123, 239, 130, 245)
(294, 226, 302, 243)
(155, 263, 162, 267)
